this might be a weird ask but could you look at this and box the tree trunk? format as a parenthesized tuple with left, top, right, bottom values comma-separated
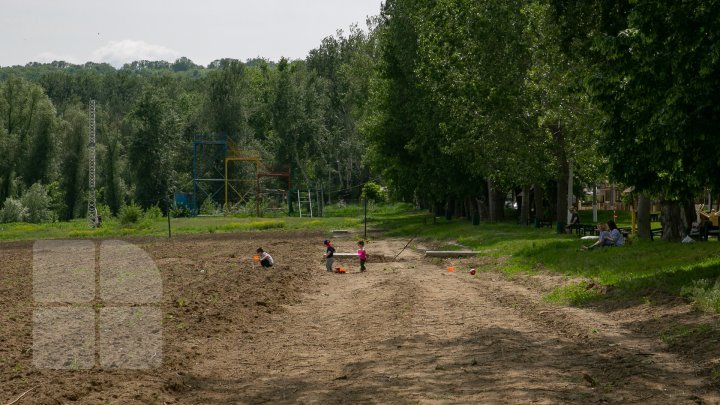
(520, 184, 530, 226)
(488, 180, 496, 222)
(494, 189, 505, 221)
(555, 161, 569, 227)
(661, 200, 694, 241)
(533, 183, 544, 222)
(477, 197, 488, 221)
(637, 193, 651, 240)
(293, 144, 310, 190)
(445, 197, 453, 220)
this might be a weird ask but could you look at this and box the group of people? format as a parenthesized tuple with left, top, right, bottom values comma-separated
(323, 239, 366, 273)
(582, 220, 625, 250)
(253, 239, 368, 273)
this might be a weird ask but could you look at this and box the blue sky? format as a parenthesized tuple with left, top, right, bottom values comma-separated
(0, 0, 383, 67)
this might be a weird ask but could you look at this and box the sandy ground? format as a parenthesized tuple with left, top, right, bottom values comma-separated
(1, 232, 719, 404)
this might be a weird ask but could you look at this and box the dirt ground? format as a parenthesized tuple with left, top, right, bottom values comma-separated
(1, 231, 719, 404)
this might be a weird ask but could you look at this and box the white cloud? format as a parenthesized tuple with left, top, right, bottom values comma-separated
(91, 40, 179, 67)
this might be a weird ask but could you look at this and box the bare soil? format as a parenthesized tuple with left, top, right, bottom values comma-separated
(1, 232, 719, 404)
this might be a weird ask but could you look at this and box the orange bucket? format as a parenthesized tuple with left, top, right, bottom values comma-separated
(252, 255, 260, 262)
(447, 266, 455, 273)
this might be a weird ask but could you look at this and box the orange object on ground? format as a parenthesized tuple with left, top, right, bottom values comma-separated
(252, 255, 260, 262)
(447, 266, 455, 272)
(335, 267, 347, 274)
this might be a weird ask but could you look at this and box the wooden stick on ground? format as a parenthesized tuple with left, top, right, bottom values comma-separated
(6, 386, 39, 405)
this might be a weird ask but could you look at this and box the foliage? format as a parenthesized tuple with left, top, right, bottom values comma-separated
(170, 203, 192, 218)
(144, 204, 163, 220)
(0, 198, 27, 223)
(361, 182, 387, 202)
(588, 0, 720, 199)
(119, 203, 143, 225)
(199, 198, 219, 215)
(20, 183, 51, 223)
(681, 279, 720, 313)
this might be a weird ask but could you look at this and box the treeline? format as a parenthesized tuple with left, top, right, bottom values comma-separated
(2, 1, 719, 242)
(0, 25, 376, 222)
(365, 0, 720, 241)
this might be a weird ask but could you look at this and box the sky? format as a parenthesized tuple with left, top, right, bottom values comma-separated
(0, 0, 383, 68)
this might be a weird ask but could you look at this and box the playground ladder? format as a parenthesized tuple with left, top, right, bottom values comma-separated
(297, 189, 313, 218)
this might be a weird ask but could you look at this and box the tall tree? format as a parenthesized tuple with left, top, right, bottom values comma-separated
(126, 85, 184, 209)
(589, 0, 720, 240)
(57, 103, 88, 219)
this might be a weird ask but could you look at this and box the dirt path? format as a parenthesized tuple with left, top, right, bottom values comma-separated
(182, 239, 718, 404)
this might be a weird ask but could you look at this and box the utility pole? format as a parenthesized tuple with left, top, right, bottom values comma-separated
(87, 100, 99, 228)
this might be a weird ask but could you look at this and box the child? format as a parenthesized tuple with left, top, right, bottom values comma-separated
(357, 240, 367, 272)
(256, 247, 274, 268)
(323, 240, 335, 273)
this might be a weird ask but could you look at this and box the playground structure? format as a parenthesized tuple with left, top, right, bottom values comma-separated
(189, 134, 291, 216)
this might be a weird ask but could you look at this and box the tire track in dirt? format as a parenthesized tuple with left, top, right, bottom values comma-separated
(181, 239, 718, 404)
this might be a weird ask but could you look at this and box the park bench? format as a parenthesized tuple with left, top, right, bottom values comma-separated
(570, 224, 597, 236)
(650, 228, 663, 241)
(536, 219, 553, 228)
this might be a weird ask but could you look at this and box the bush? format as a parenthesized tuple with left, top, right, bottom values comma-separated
(170, 203, 191, 218)
(0, 198, 28, 223)
(97, 204, 112, 221)
(199, 198, 219, 215)
(361, 182, 388, 203)
(119, 203, 143, 225)
(681, 278, 720, 313)
(144, 204, 163, 220)
(21, 183, 51, 223)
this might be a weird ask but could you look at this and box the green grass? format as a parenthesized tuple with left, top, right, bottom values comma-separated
(374, 209, 720, 311)
(3, 204, 720, 313)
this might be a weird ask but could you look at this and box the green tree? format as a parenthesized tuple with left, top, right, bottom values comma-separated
(57, 103, 88, 219)
(126, 86, 184, 209)
(588, 0, 720, 240)
(0, 77, 59, 202)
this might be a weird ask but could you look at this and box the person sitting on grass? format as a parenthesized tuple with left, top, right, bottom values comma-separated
(256, 247, 274, 268)
(583, 221, 624, 250)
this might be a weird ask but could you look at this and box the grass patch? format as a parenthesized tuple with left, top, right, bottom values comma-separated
(660, 324, 713, 347)
(544, 281, 604, 306)
(374, 209, 720, 312)
(680, 278, 720, 312)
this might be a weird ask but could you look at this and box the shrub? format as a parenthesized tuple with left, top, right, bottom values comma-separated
(681, 278, 720, 313)
(0, 198, 28, 223)
(97, 204, 112, 221)
(119, 203, 143, 225)
(170, 203, 191, 218)
(361, 182, 388, 203)
(144, 204, 163, 220)
(21, 183, 51, 223)
(200, 198, 219, 215)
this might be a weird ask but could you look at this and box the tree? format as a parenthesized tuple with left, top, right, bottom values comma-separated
(57, 103, 88, 219)
(589, 0, 720, 240)
(126, 86, 183, 209)
(0, 76, 59, 203)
